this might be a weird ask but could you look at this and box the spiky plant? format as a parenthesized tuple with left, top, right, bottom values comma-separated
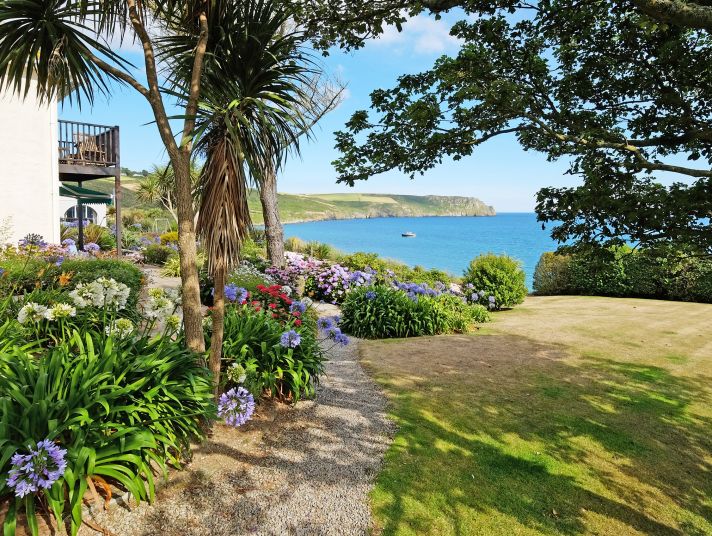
(166, 0, 314, 393)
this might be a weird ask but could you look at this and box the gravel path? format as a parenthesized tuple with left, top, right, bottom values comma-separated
(82, 336, 394, 536)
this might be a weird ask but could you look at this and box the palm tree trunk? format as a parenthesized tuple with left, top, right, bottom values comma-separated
(259, 169, 285, 268)
(173, 156, 206, 353)
(208, 265, 226, 398)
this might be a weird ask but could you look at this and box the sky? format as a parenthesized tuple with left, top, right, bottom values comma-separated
(60, 13, 579, 212)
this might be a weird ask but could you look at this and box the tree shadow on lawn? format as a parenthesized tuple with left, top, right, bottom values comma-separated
(363, 334, 712, 536)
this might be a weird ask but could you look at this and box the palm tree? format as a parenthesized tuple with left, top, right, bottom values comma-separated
(168, 0, 314, 392)
(0, 0, 227, 352)
(136, 163, 202, 223)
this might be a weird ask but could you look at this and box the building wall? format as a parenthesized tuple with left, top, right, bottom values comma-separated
(0, 81, 60, 245)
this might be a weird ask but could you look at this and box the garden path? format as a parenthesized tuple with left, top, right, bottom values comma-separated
(82, 309, 394, 535)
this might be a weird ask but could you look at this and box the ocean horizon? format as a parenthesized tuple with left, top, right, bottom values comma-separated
(283, 213, 560, 289)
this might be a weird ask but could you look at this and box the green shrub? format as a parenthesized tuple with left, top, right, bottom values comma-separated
(240, 238, 267, 264)
(83, 224, 115, 250)
(159, 231, 179, 245)
(160, 251, 205, 278)
(340, 252, 455, 287)
(143, 244, 174, 265)
(341, 286, 488, 339)
(533, 252, 573, 295)
(567, 247, 631, 297)
(284, 236, 306, 253)
(463, 254, 527, 309)
(60, 259, 143, 314)
(305, 241, 335, 260)
(0, 330, 214, 535)
(212, 305, 324, 401)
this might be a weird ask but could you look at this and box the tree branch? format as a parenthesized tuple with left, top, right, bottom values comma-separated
(180, 7, 210, 154)
(527, 114, 712, 178)
(632, 0, 712, 31)
(125, 0, 180, 158)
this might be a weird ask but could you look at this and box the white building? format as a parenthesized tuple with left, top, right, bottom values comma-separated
(0, 79, 119, 247)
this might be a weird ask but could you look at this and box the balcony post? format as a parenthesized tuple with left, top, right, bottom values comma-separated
(113, 126, 122, 257)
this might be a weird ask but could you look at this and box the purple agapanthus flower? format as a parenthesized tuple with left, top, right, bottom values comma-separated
(83, 242, 100, 253)
(365, 290, 376, 300)
(317, 317, 333, 331)
(61, 238, 75, 247)
(327, 326, 350, 346)
(7, 440, 67, 498)
(217, 387, 255, 427)
(289, 301, 307, 314)
(280, 329, 301, 348)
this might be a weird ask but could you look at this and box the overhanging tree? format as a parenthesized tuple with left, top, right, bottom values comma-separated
(0, 0, 220, 351)
(327, 1, 712, 253)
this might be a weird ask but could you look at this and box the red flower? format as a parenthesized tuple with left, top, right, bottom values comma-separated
(254, 306, 261, 312)
(294, 319, 302, 326)
(268, 303, 277, 309)
(272, 313, 279, 319)
(292, 311, 301, 317)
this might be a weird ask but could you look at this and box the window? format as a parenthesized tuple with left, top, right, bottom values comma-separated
(63, 205, 98, 224)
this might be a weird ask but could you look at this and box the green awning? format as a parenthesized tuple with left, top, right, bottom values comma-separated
(59, 184, 113, 205)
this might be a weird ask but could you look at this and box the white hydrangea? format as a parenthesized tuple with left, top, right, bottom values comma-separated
(202, 316, 213, 331)
(105, 318, 135, 338)
(47, 303, 76, 320)
(17, 302, 49, 324)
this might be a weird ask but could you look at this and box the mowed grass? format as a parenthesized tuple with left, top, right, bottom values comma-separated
(361, 296, 712, 535)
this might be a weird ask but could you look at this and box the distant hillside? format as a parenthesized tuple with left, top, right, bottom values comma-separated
(253, 192, 495, 224)
(89, 177, 495, 223)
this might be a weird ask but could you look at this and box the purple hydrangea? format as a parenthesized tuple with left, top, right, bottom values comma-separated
(289, 301, 307, 314)
(7, 440, 67, 498)
(83, 242, 100, 253)
(280, 329, 301, 348)
(217, 387, 255, 427)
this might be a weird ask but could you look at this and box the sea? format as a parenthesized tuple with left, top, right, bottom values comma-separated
(283, 213, 560, 289)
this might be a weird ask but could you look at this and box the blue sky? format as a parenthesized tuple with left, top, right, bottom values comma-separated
(60, 14, 579, 212)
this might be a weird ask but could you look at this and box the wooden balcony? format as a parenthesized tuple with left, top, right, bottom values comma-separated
(58, 120, 120, 182)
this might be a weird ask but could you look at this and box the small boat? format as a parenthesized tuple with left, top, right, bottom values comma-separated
(401, 232, 416, 238)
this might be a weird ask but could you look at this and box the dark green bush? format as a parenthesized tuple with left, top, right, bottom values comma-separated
(143, 244, 174, 265)
(0, 329, 214, 535)
(463, 253, 527, 309)
(533, 248, 712, 303)
(60, 259, 143, 313)
(568, 247, 630, 297)
(532, 252, 573, 295)
(340, 286, 489, 339)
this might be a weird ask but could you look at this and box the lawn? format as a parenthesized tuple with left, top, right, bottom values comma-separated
(361, 296, 712, 536)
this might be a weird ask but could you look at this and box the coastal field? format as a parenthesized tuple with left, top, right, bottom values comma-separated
(361, 296, 712, 536)
(91, 176, 495, 223)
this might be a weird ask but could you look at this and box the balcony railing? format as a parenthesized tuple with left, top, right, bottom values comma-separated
(58, 120, 119, 168)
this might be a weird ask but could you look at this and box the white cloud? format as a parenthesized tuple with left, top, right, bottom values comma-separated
(371, 15, 462, 55)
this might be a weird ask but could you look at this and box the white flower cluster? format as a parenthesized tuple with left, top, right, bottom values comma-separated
(69, 277, 130, 310)
(226, 362, 247, 384)
(144, 288, 176, 320)
(17, 302, 49, 324)
(105, 318, 135, 338)
(17, 302, 77, 324)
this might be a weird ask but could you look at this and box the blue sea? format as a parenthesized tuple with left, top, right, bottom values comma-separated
(283, 213, 560, 289)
